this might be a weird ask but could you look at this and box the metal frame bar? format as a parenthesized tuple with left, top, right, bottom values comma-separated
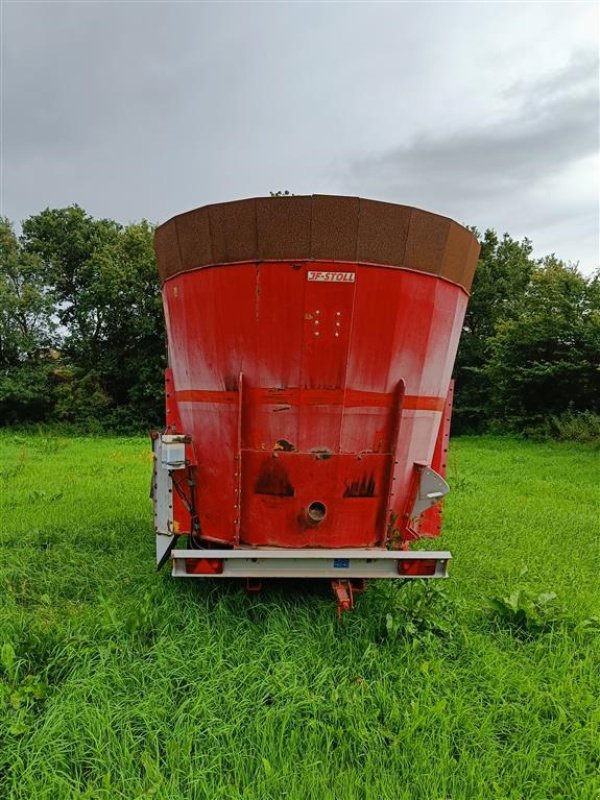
(380, 378, 405, 546)
(171, 547, 451, 579)
(234, 371, 244, 545)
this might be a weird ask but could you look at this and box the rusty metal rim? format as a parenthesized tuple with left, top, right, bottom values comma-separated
(155, 195, 480, 292)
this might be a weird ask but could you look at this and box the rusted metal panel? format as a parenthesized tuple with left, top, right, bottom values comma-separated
(403, 208, 449, 278)
(356, 198, 411, 267)
(174, 206, 213, 271)
(208, 198, 257, 265)
(154, 195, 480, 292)
(256, 196, 312, 260)
(311, 195, 359, 262)
(441, 222, 475, 288)
(153, 219, 181, 281)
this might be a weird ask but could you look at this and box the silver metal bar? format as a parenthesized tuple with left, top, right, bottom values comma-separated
(153, 436, 176, 567)
(171, 548, 451, 579)
(172, 548, 451, 559)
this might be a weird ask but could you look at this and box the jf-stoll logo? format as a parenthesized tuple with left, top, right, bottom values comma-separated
(307, 271, 356, 283)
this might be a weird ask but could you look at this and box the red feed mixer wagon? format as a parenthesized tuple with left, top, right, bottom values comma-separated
(151, 195, 479, 613)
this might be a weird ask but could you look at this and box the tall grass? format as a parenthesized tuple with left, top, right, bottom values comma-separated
(0, 434, 598, 799)
(548, 410, 600, 443)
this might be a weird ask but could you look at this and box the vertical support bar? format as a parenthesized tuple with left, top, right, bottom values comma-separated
(234, 372, 244, 545)
(165, 368, 183, 433)
(419, 380, 454, 537)
(431, 379, 454, 479)
(381, 379, 405, 546)
(331, 579, 354, 616)
(152, 434, 177, 569)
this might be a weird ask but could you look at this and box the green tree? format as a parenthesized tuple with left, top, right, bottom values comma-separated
(21, 206, 121, 348)
(84, 219, 166, 427)
(21, 207, 166, 428)
(0, 219, 57, 423)
(485, 258, 600, 430)
(453, 229, 536, 431)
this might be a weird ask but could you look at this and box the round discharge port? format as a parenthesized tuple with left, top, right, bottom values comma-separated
(307, 501, 327, 523)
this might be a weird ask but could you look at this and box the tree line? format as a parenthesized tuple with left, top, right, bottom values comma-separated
(1, 206, 598, 438)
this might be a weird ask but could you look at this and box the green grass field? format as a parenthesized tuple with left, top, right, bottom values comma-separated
(0, 433, 598, 800)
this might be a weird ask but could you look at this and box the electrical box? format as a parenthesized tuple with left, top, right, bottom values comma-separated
(160, 434, 186, 471)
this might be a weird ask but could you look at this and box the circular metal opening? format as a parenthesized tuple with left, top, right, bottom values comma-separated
(307, 501, 327, 523)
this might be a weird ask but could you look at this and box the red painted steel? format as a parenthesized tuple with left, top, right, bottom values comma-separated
(418, 381, 454, 538)
(331, 579, 354, 616)
(162, 259, 469, 549)
(397, 558, 438, 577)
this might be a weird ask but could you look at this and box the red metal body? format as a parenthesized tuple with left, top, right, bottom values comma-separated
(161, 258, 468, 549)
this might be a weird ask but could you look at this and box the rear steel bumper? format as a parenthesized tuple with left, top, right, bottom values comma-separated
(171, 548, 451, 579)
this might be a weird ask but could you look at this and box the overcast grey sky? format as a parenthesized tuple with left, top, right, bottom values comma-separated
(2, 1, 598, 272)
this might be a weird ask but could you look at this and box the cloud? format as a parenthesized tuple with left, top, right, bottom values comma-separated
(345, 51, 599, 219)
(2, 2, 598, 270)
(2, 4, 196, 158)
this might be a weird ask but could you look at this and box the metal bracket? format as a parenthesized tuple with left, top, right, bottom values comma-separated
(410, 462, 449, 519)
(152, 433, 189, 568)
(331, 578, 365, 616)
(234, 372, 244, 544)
(331, 579, 354, 616)
(160, 434, 187, 471)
